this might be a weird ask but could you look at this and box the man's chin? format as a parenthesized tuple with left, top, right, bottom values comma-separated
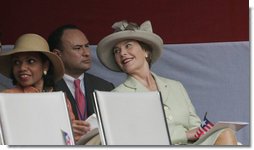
(81, 65, 91, 71)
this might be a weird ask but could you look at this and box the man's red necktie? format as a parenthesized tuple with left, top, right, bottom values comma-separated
(74, 79, 86, 120)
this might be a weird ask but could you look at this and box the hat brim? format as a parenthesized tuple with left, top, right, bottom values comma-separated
(0, 48, 64, 82)
(97, 30, 163, 72)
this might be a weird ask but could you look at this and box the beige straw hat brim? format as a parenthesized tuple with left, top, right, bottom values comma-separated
(96, 20, 163, 72)
(0, 33, 64, 81)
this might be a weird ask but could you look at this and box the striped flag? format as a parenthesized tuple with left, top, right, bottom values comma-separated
(194, 112, 214, 139)
(62, 130, 74, 145)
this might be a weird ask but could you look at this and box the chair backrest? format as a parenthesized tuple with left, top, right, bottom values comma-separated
(0, 92, 74, 145)
(93, 90, 171, 145)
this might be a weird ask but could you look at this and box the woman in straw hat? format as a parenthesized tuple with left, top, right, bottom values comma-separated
(0, 33, 90, 144)
(96, 20, 238, 145)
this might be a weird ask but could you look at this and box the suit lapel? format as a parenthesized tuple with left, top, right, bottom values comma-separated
(152, 73, 170, 103)
(83, 73, 95, 116)
(123, 73, 170, 103)
(123, 76, 149, 92)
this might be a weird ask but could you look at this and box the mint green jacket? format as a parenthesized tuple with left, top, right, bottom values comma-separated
(113, 72, 226, 145)
(113, 72, 202, 144)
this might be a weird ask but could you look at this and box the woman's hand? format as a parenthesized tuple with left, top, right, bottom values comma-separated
(186, 127, 199, 142)
(72, 120, 91, 142)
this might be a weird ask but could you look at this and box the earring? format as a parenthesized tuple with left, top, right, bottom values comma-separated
(43, 70, 47, 75)
(145, 53, 148, 58)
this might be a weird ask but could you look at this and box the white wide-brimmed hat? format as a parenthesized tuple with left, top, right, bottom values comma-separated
(96, 20, 163, 72)
(0, 33, 64, 81)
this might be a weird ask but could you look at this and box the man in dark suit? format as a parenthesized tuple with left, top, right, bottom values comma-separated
(48, 24, 114, 142)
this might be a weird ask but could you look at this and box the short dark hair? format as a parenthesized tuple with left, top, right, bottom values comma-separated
(48, 24, 80, 51)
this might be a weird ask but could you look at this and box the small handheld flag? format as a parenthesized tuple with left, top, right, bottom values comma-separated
(194, 112, 214, 139)
(62, 130, 74, 145)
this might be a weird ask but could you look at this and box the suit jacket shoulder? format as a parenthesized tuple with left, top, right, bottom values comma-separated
(84, 73, 114, 91)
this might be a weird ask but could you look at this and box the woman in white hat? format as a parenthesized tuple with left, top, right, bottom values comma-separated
(97, 20, 238, 145)
(0, 33, 89, 144)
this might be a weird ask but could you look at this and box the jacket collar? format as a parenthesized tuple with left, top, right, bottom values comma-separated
(123, 72, 170, 102)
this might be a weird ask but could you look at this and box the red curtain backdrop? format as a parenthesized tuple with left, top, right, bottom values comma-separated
(0, 0, 248, 44)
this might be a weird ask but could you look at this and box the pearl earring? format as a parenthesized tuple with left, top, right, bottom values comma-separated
(43, 70, 47, 75)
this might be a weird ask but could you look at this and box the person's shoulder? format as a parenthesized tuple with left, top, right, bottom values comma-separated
(1, 87, 21, 93)
(155, 74, 182, 85)
(54, 79, 66, 88)
(156, 75, 187, 92)
(112, 83, 125, 91)
(84, 73, 113, 84)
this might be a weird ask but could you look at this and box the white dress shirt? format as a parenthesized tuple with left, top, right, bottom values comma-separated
(63, 74, 85, 98)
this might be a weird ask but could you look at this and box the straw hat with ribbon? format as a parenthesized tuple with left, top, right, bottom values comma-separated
(96, 20, 163, 72)
(0, 33, 64, 82)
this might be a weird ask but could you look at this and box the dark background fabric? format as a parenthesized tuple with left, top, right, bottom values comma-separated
(0, 0, 248, 45)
